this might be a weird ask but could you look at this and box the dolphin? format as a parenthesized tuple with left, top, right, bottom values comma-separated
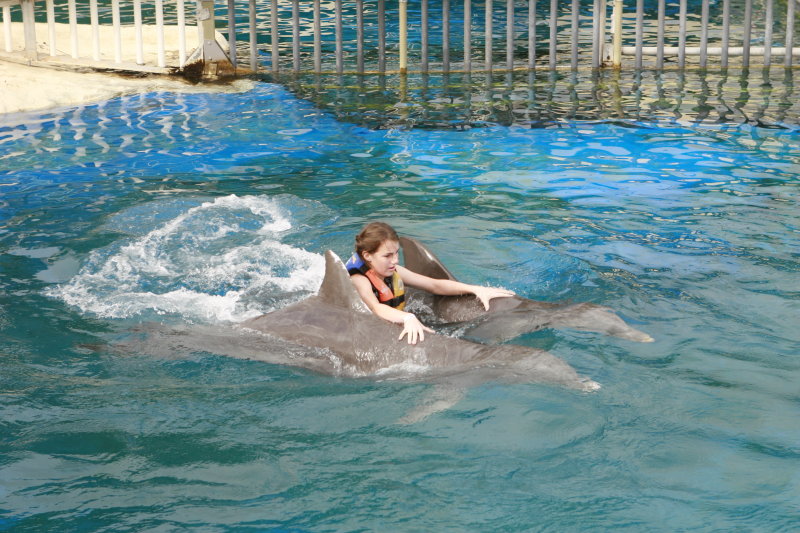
(238, 250, 599, 422)
(399, 236, 654, 345)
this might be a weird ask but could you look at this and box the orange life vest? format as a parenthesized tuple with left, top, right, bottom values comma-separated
(345, 253, 406, 310)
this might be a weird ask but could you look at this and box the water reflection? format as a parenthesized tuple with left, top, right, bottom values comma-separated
(272, 67, 800, 130)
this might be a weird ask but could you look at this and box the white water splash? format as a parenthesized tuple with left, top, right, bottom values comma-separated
(48, 195, 325, 323)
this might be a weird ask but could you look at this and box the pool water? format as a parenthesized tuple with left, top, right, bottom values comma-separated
(1, 81, 798, 531)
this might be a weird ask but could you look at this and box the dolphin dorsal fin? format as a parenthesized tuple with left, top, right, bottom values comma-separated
(317, 250, 371, 313)
(399, 237, 458, 281)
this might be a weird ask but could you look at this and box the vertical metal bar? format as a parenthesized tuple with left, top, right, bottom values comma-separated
(156, 0, 166, 68)
(549, 0, 557, 69)
(598, 0, 607, 65)
(742, 0, 752, 67)
(248, 0, 256, 71)
(400, 0, 408, 74)
(464, 0, 472, 71)
(112, 0, 121, 63)
(378, 0, 386, 72)
(178, 0, 187, 68)
(421, 0, 429, 71)
(356, 0, 364, 73)
(46, 0, 55, 56)
(635, 0, 643, 69)
(528, 0, 535, 69)
(335, 0, 343, 74)
(764, 0, 773, 67)
(506, 0, 513, 71)
(292, 0, 299, 72)
(611, 0, 621, 68)
(485, 0, 492, 72)
(786, 0, 795, 67)
(3, 6, 12, 53)
(592, 0, 600, 67)
(656, 0, 665, 68)
(571, 0, 579, 69)
(134, 0, 143, 64)
(443, 0, 450, 72)
(21, 0, 37, 59)
(271, 0, 279, 72)
(227, 0, 236, 68)
(90, 0, 100, 60)
(700, 0, 709, 68)
(313, 0, 321, 73)
(721, 0, 730, 67)
(69, 0, 78, 58)
(678, 0, 686, 68)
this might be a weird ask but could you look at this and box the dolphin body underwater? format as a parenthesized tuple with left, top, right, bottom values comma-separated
(237, 238, 653, 422)
(398, 237, 654, 345)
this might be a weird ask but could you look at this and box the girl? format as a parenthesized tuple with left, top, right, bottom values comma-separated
(345, 222, 515, 345)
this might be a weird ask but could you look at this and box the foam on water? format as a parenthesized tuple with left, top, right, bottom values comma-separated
(48, 194, 325, 323)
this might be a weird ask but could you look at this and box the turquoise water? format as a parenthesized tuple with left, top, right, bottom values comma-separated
(1, 82, 799, 531)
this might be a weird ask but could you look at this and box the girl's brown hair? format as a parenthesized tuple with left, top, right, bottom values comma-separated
(355, 221, 399, 257)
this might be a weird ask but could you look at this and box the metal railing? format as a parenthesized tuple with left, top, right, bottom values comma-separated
(1, 0, 196, 72)
(1, 0, 799, 77)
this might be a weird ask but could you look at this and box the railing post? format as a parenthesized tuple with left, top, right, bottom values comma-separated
(786, 0, 795, 67)
(69, 0, 78, 58)
(186, 0, 236, 78)
(399, 0, 408, 74)
(21, 0, 37, 60)
(656, 0, 664, 68)
(134, 0, 144, 65)
(46, 0, 55, 56)
(227, 0, 236, 68)
(506, 0, 513, 72)
(247, 0, 258, 72)
(464, 0, 471, 71)
(571, 0, 580, 70)
(3, 6, 12, 53)
(612, 0, 622, 68)
(485, 0, 492, 72)
(764, 0, 773, 67)
(90, 0, 100, 61)
(421, 0, 429, 71)
(528, 0, 535, 69)
(179, 0, 187, 68)
(549, 0, 557, 69)
(292, 0, 299, 72)
(112, 0, 121, 63)
(378, 0, 386, 72)
(335, 0, 343, 74)
(313, 0, 321, 73)
(156, 0, 166, 68)
(443, 0, 450, 72)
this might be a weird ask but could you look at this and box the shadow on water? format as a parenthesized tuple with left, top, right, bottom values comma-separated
(264, 68, 800, 131)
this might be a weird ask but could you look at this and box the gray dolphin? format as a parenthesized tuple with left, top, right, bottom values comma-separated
(238, 250, 599, 422)
(399, 236, 654, 344)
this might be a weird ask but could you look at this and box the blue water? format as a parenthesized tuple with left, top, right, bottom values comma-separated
(1, 82, 799, 531)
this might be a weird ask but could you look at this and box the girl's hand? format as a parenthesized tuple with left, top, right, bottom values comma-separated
(399, 313, 434, 345)
(473, 286, 515, 310)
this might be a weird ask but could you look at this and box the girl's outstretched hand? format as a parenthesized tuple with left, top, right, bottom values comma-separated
(473, 286, 515, 310)
(399, 313, 434, 345)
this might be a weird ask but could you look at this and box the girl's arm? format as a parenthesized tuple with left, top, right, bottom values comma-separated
(397, 265, 514, 310)
(351, 273, 433, 345)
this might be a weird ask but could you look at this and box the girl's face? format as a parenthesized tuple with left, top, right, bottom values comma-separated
(362, 240, 400, 278)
